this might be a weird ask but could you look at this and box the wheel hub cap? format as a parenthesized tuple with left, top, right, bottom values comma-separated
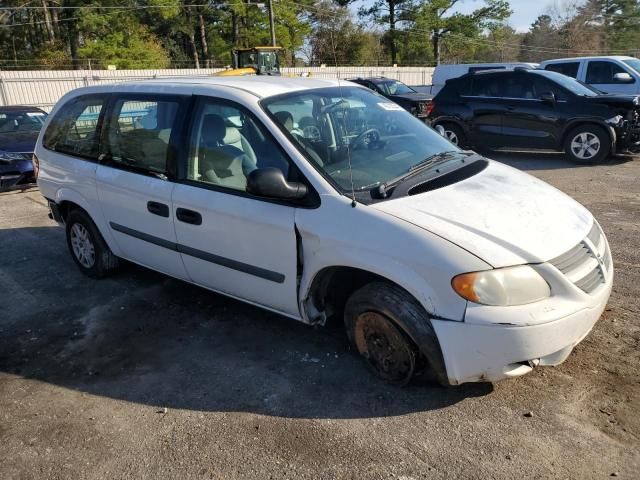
(571, 132, 600, 159)
(70, 223, 95, 268)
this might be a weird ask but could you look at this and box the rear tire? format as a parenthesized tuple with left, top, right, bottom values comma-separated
(65, 209, 120, 279)
(436, 122, 466, 148)
(344, 282, 447, 386)
(564, 124, 611, 164)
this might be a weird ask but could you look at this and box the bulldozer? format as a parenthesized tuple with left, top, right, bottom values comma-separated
(216, 46, 282, 76)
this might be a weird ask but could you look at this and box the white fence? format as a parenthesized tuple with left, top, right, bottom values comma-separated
(0, 67, 434, 111)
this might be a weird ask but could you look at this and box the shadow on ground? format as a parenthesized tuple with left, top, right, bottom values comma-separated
(0, 225, 492, 419)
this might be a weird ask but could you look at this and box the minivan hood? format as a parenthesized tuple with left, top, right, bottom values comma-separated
(373, 160, 593, 268)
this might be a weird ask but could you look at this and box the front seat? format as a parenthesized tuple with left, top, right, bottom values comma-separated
(222, 125, 257, 164)
(199, 114, 256, 190)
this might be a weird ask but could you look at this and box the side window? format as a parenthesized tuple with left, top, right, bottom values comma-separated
(105, 97, 180, 175)
(544, 62, 580, 78)
(470, 75, 503, 97)
(43, 95, 105, 159)
(530, 76, 568, 101)
(586, 61, 628, 84)
(186, 99, 291, 192)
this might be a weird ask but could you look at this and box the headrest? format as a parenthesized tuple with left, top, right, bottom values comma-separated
(273, 111, 294, 131)
(223, 126, 242, 145)
(201, 114, 226, 143)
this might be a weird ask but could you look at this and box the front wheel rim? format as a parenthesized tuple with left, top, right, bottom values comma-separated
(353, 311, 415, 385)
(70, 223, 95, 268)
(444, 130, 459, 145)
(570, 132, 601, 159)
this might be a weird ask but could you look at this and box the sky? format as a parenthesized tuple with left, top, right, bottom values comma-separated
(352, 0, 575, 33)
(451, 0, 556, 32)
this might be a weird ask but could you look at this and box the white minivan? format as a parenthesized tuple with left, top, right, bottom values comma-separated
(34, 76, 613, 386)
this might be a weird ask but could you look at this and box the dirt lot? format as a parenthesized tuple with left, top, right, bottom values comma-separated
(1, 151, 639, 479)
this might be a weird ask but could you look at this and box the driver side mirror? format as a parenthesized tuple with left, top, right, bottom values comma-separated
(540, 92, 556, 104)
(246, 167, 308, 200)
(613, 72, 634, 84)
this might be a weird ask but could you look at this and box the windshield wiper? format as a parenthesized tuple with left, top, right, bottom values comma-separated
(375, 150, 468, 198)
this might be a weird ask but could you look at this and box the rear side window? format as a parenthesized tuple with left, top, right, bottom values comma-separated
(544, 62, 580, 78)
(586, 61, 631, 84)
(469, 74, 503, 97)
(43, 95, 106, 160)
(104, 97, 180, 175)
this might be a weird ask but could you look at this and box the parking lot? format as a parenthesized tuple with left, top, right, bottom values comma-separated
(1, 151, 639, 479)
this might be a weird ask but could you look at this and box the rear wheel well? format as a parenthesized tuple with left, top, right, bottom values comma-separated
(57, 200, 86, 222)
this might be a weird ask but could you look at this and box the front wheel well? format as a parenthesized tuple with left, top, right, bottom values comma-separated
(306, 267, 418, 326)
(562, 122, 614, 147)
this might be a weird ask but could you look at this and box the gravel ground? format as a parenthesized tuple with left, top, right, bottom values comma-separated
(1, 151, 639, 479)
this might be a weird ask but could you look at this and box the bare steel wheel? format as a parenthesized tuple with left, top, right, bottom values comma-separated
(564, 124, 610, 164)
(70, 223, 95, 268)
(65, 209, 120, 278)
(344, 282, 448, 386)
(352, 311, 416, 385)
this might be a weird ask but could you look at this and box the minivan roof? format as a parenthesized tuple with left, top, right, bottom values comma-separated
(120, 75, 349, 98)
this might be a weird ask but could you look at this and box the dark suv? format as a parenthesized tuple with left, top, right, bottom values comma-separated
(348, 77, 432, 119)
(428, 68, 640, 163)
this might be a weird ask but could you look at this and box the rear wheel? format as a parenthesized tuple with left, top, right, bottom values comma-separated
(344, 282, 446, 386)
(564, 125, 611, 164)
(65, 210, 120, 278)
(435, 122, 465, 148)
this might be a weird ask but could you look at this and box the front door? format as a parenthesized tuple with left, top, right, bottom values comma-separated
(96, 94, 190, 280)
(172, 97, 300, 317)
(499, 73, 565, 149)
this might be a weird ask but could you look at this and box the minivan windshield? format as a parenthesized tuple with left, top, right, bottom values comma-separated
(533, 70, 600, 96)
(263, 86, 458, 192)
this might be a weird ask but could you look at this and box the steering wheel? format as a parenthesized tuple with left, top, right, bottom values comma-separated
(351, 128, 381, 150)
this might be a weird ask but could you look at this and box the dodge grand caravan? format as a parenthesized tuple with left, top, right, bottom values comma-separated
(34, 77, 613, 386)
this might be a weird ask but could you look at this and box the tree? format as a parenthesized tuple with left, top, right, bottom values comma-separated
(303, 0, 385, 65)
(519, 14, 563, 62)
(344, 0, 415, 65)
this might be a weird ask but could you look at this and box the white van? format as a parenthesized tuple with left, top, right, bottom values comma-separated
(34, 76, 612, 386)
(428, 62, 538, 95)
(540, 56, 640, 95)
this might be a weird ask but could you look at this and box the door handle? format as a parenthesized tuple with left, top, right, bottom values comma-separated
(147, 201, 169, 217)
(176, 208, 202, 225)
(506, 105, 516, 111)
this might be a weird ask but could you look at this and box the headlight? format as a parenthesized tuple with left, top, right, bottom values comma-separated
(451, 265, 550, 306)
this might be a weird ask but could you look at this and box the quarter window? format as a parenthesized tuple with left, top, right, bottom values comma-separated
(544, 62, 580, 78)
(105, 98, 180, 175)
(186, 99, 290, 192)
(586, 61, 630, 84)
(42, 95, 105, 159)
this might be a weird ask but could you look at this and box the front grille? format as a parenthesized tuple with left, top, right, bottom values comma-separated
(550, 222, 611, 294)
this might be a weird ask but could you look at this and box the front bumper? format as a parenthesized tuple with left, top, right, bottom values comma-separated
(431, 226, 613, 385)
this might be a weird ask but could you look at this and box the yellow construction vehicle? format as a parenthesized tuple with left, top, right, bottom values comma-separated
(216, 46, 282, 76)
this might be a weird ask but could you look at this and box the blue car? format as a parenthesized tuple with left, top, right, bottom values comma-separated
(0, 106, 47, 190)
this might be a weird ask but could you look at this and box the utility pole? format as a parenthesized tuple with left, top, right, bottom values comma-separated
(268, 0, 276, 46)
